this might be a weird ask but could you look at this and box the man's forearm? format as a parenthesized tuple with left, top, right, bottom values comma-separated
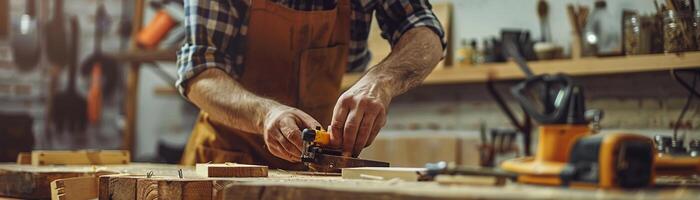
(358, 27, 443, 97)
(186, 68, 278, 133)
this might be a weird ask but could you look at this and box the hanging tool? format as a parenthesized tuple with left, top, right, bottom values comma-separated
(301, 127, 389, 172)
(45, 0, 70, 69)
(51, 17, 87, 134)
(80, 1, 120, 124)
(498, 37, 657, 189)
(136, 1, 183, 49)
(10, 0, 41, 72)
(486, 76, 532, 157)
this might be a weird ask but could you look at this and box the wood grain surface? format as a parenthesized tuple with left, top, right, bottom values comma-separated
(195, 163, 268, 178)
(3, 163, 700, 200)
(0, 163, 187, 199)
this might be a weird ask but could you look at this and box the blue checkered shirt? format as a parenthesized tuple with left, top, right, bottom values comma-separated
(176, 0, 446, 96)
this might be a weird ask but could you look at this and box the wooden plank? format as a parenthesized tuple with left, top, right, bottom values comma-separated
(50, 176, 98, 200)
(105, 176, 220, 200)
(434, 174, 506, 186)
(360, 134, 459, 167)
(0, 163, 185, 199)
(157, 179, 212, 200)
(136, 178, 158, 200)
(341, 52, 700, 89)
(109, 48, 177, 63)
(220, 176, 700, 200)
(123, 0, 146, 157)
(16, 152, 31, 165)
(195, 163, 268, 178)
(342, 167, 425, 181)
(99, 174, 137, 200)
(31, 150, 130, 166)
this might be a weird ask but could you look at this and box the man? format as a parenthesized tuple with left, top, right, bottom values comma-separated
(177, 0, 445, 169)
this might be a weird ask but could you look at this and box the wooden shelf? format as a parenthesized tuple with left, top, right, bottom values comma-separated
(156, 52, 700, 95)
(110, 48, 177, 63)
(341, 52, 700, 89)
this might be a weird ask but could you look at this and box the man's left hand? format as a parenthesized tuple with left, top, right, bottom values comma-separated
(329, 81, 391, 157)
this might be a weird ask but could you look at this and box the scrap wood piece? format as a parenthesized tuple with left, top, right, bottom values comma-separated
(0, 163, 186, 199)
(16, 152, 31, 164)
(51, 176, 98, 200)
(99, 174, 139, 200)
(31, 150, 130, 166)
(103, 174, 231, 200)
(433, 174, 507, 186)
(341, 167, 427, 181)
(195, 163, 268, 178)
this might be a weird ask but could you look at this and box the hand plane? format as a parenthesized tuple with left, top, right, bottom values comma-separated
(301, 127, 389, 172)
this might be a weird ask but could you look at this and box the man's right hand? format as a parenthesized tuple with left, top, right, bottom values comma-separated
(263, 104, 321, 162)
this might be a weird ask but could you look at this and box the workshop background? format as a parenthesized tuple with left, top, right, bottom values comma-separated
(0, 0, 699, 167)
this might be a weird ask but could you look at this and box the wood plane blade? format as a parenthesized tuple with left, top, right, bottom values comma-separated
(307, 154, 389, 173)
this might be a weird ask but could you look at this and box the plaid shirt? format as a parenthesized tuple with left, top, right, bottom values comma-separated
(176, 0, 446, 96)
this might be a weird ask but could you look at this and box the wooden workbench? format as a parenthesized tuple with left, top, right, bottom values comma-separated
(1, 163, 698, 200)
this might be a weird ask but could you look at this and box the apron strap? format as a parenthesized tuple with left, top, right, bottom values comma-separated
(251, 0, 266, 9)
(332, 0, 351, 46)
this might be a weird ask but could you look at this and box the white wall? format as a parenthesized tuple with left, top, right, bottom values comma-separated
(436, 0, 661, 55)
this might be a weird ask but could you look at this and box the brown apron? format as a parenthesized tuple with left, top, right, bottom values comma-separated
(181, 0, 350, 170)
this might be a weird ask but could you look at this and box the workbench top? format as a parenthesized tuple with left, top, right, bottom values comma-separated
(1, 163, 698, 200)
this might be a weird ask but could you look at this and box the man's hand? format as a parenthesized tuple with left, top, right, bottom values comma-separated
(329, 27, 442, 157)
(330, 82, 391, 157)
(264, 104, 322, 162)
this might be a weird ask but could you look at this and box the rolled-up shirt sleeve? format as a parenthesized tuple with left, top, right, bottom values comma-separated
(374, 0, 447, 55)
(176, 0, 245, 98)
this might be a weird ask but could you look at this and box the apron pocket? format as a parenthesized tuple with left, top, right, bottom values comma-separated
(196, 146, 254, 164)
(298, 45, 347, 125)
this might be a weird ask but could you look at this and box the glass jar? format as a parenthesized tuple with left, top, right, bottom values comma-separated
(663, 10, 695, 53)
(582, 0, 622, 56)
(624, 14, 642, 55)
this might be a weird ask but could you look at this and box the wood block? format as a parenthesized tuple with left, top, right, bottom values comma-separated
(136, 178, 159, 200)
(31, 150, 130, 166)
(342, 167, 426, 181)
(99, 174, 138, 200)
(103, 175, 233, 200)
(158, 179, 212, 200)
(0, 163, 184, 199)
(195, 163, 268, 178)
(434, 174, 506, 186)
(16, 152, 31, 164)
(51, 176, 98, 200)
(362, 135, 458, 167)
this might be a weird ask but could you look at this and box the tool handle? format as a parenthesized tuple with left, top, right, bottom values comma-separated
(68, 16, 79, 91)
(302, 128, 331, 146)
(94, 2, 109, 54)
(503, 38, 534, 78)
(26, 0, 36, 17)
(53, 0, 63, 19)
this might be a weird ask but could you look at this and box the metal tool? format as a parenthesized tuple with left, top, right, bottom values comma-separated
(301, 128, 389, 172)
(11, 0, 40, 72)
(45, 0, 70, 68)
(50, 17, 87, 134)
(498, 37, 657, 189)
(424, 161, 517, 181)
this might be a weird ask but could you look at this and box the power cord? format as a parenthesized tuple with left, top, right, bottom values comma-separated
(671, 69, 699, 141)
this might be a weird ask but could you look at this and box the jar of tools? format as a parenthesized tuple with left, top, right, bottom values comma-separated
(624, 14, 642, 55)
(663, 10, 696, 53)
